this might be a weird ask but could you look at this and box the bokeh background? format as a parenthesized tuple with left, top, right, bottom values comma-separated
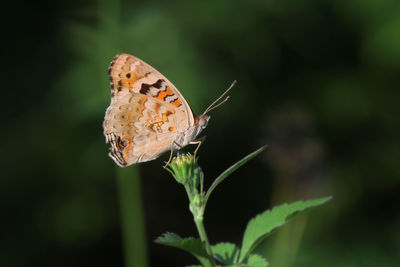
(2, 0, 399, 266)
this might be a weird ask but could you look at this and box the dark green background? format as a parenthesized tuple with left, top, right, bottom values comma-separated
(2, 0, 399, 266)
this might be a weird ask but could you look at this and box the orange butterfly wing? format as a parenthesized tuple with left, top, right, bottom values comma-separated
(103, 54, 194, 166)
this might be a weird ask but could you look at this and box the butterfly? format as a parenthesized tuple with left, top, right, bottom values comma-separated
(103, 53, 235, 167)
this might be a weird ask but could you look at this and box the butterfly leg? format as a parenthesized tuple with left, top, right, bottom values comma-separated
(163, 143, 175, 168)
(190, 136, 206, 161)
(163, 141, 183, 168)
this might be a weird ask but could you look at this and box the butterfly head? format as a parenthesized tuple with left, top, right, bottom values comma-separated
(196, 114, 210, 130)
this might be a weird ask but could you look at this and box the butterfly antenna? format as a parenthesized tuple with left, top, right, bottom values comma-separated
(203, 80, 237, 115)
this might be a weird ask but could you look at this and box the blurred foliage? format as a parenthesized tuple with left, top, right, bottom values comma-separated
(1, 0, 399, 266)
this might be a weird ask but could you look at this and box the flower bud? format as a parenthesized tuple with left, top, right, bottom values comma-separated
(166, 153, 198, 184)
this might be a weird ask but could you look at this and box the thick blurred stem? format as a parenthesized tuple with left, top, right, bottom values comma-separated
(97, 0, 146, 265)
(117, 167, 148, 267)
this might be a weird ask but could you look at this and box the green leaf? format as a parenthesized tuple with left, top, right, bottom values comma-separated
(239, 197, 331, 262)
(155, 232, 212, 267)
(204, 146, 267, 207)
(212, 242, 239, 264)
(210, 244, 268, 267)
(244, 254, 269, 267)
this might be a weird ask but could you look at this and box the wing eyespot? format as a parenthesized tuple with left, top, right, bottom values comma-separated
(118, 137, 129, 149)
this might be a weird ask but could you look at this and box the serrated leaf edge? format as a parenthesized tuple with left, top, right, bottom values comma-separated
(239, 197, 331, 262)
(211, 242, 240, 264)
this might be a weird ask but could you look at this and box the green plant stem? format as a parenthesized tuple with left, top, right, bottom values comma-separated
(117, 167, 148, 267)
(184, 183, 215, 267)
(194, 216, 215, 267)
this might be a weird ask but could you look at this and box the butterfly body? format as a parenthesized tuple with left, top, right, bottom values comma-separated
(174, 114, 210, 148)
(103, 54, 210, 167)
